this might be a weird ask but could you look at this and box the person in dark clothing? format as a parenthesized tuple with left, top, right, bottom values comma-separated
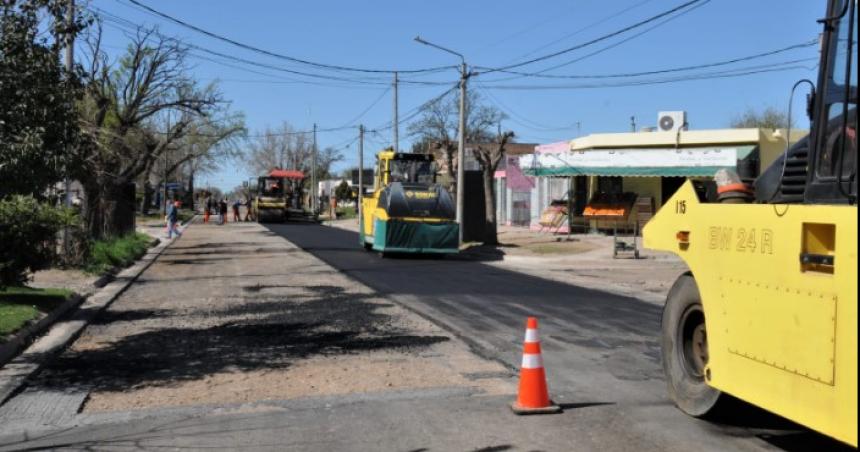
(166, 200, 182, 239)
(219, 199, 228, 225)
(245, 198, 254, 222)
(204, 197, 212, 223)
(232, 199, 241, 222)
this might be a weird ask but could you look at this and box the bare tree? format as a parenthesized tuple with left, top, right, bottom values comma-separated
(74, 25, 241, 237)
(407, 90, 505, 194)
(141, 113, 246, 212)
(244, 121, 343, 196)
(730, 106, 792, 129)
(472, 131, 515, 245)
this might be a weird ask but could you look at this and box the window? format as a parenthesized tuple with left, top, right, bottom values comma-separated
(817, 103, 857, 178)
(388, 159, 435, 184)
(260, 178, 284, 196)
(816, 0, 857, 180)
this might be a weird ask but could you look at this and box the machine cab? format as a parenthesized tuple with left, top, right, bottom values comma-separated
(374, 151, 436, 189)
(257, 177, 285, 197)
(805, 0, 858, 204)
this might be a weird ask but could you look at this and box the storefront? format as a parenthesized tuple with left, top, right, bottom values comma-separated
(514, 128, 802, 232)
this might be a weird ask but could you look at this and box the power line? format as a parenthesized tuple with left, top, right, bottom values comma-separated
(368, 83, 459, 133)
(93, 8, 457, 88)
(479, 61, 817, 91)
(476, 39, 819, 80)
(121, 0, 458, 75)
(497, 0, 658, 66)
(476, 0, 708, 74)
(474, 81, 579, 132)
(93, 11, 390, 86)
(336, 86, 392, 129)
(478, 0, 711, 81)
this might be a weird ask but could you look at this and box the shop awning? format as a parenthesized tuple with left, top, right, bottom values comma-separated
(521, 145, 756, 178)
(525, 166, 734, 177)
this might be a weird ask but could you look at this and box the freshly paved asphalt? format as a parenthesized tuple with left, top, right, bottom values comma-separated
(261, 222, 848, 452)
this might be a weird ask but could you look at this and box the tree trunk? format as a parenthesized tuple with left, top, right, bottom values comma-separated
(186, 169, 195, 210)
(141, 180, 153, 215)
(84, 179, 136, 239)
(482, 168, 498, 245)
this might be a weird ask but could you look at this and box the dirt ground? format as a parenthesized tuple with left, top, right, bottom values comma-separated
(29, 220, 512, 412)
(485, 228, 687, 304)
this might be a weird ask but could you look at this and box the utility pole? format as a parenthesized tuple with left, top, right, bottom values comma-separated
(413, 36, 468, 247)
(62, 0, 75, 254)
(162, 113, 171, 215)
(358, 125, 364, 225)
(311, 123, 318, 219)
(456, 62, 467, 246)
(392, 72, 399, 152)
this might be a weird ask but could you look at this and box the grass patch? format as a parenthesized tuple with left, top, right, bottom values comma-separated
(335, 206, 357, 219)
(0, 287, 72, 337)
(84, 232, 153, 275)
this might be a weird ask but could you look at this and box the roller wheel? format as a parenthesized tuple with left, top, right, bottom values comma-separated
(661, 274, 723, 417)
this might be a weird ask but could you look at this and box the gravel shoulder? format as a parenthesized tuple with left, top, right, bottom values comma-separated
(20, 220, 512, 414)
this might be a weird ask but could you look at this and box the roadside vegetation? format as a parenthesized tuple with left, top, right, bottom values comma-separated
(83, 233, 154, 275)
(336, 206, 357, 219)
(0, 287, 72, 338)
(1, 1, 239, 294)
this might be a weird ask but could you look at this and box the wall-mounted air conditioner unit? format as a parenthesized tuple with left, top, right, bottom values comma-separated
(657, 111, 687, 132)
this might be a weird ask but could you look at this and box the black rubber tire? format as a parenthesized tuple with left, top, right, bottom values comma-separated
(363, 242, 373, 251)
(661, 274, 723, 418)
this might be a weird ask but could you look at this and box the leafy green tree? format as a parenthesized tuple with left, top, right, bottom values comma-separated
(335, 180, 352, 202)
(0, 0, 86, 199)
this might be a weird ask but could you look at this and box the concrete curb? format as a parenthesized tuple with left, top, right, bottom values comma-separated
(0, 294, 84, 367)
(0, 217, 195, 406)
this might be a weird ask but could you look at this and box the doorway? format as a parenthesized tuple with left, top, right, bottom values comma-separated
(661, 177, 686, 205)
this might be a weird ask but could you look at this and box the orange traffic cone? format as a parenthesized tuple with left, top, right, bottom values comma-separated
(511, 317, 561, 414)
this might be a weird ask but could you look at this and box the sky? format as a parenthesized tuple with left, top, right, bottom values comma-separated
(85, 0, 825, 192)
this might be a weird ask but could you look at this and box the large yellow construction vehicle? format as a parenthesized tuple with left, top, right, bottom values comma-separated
(252, 169, 304, 223)
(360, 149, 459, 255)
(644, 0, 857, 446)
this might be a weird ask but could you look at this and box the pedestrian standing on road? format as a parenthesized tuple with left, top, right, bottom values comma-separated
(166, 200, 182, 239)
(232, 199, 241, 222)
(204, 197, 211, 223)
(245, 197, 254, 222)
(219, 199, 228, 225)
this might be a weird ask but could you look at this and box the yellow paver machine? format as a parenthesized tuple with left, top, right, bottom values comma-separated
(644, 0, 857, 446)
(360, 149, 459, 255)
(253, 169, 304, 223)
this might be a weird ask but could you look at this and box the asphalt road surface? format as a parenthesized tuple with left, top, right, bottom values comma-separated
(263, 222, 848, 452)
